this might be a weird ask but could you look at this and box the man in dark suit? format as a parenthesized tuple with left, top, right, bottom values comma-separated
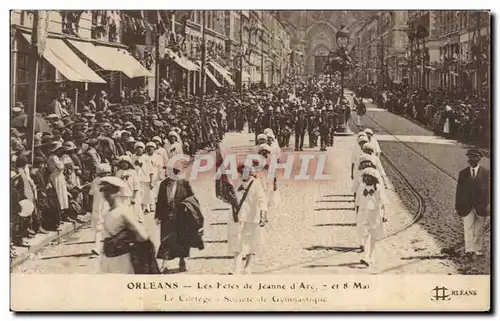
(455, 148, 490, 260)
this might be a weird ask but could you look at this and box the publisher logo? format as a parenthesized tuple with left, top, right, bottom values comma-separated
(431, 286, 451, 301)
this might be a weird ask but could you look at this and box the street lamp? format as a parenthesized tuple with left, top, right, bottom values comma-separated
(334, 23, 351, 135)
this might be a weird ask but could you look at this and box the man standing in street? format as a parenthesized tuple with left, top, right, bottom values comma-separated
(455, 148, 490, 261)
(319, 107, 329, 151)
(326, 103, 336, 147)
(294, 105, 307, 151)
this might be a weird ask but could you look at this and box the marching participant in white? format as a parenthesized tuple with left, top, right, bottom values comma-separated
(351, 133, 369, 196)
(144, 142, 161, 212)
(255, 133, 268, 151)
(361, 143, 388, 188)
(89, 163, 112, 256)
(131, 142, 155, 215)
(228, 165, 268, 275)
(152, 136, 168, 177)
(115, 155, 141, 222)
(167, 131, 184, 159)
(364, 128, 381, 157)
(257, 143, 279, 210)
(355, 168, 388, 266)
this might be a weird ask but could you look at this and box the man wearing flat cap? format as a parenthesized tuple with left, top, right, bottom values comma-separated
(455, 148, 490, 261)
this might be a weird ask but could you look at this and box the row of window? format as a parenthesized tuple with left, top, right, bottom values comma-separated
(188, 11, 227, 36)
(436, 11, 488, 36)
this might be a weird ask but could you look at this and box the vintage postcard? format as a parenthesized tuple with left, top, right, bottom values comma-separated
(9, 9, 491, 312)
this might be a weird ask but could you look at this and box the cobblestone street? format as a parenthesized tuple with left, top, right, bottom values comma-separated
(12, 110, 491, 275)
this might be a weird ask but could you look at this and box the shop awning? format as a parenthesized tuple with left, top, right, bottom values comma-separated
(67, 39, 153, 78)
(166, 49, 199, 71)
(209, 61, 235, 86)
(195, 61, 221, 87)
(21, 33, 106, 83)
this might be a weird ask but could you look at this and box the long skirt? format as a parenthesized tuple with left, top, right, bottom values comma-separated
(443, 118, 450, 134)
(141, 182, 155, 206)
(100, 253, 134, 274)
(51, 174, 69, 210)
(227, 220, 263, 256)
(356, 207, 385, 244)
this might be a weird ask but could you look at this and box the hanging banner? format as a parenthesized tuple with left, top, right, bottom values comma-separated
(158, 34, 166, 59)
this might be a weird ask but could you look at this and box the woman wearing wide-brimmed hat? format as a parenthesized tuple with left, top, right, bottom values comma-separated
(46, 141, 70, 224)
(98, 176, 156, 274)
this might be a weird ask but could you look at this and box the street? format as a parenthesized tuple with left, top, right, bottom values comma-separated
(12, 106, 490, 275)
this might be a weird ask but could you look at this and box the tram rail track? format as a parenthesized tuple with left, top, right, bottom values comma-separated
(361, 109, 490, 254)
(257, 123, 426, 274)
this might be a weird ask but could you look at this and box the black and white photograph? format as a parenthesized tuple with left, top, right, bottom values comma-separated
(8, 8, 492, 312)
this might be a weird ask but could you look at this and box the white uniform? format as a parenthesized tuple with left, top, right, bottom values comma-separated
(227, 176, 268, 256)
(369, 137, 382, 157)
(132, 154, 155, 211)
(115, 168, 141, 220)
(355, 182, 388, 264)
(351, 145, 364, 193)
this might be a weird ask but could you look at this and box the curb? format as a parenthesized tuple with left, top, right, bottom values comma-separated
(10, 214, 91, 270)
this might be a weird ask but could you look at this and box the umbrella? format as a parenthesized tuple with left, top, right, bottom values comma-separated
(12, 114, 52, 132)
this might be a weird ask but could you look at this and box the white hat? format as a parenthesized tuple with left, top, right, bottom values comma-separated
(364, 128, 374, 135)
(258, 143, 272, 153)
(13, 107, 22, 113)
(146, 142, 157, 149)
(266, 132, 275, 139)
(45, 114, 60, 120)
(362, 142, 376, 152)
(112, 130, 122, 139)
(263, 128, 273, 135)
(134, 142, 145, 149)
(152, 136, 162, 144)
(168, 131, 180, 141)
(100, 176, 127, 188)
(358, 135, 369, 143)
(357, 131, 367, 137)
(257, 133, 267, 141)
(96, 163, 112, 175)
(117, 155, 135, 169)
(358, 153, 377, 166)
(360, 167, 381, 182)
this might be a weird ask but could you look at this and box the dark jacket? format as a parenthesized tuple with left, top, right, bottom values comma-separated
(455, 166, 490, 217)
(156, 179, 203, 259)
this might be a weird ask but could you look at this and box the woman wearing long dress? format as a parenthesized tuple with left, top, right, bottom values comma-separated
(89, 163, 112, 256)
(99, 176, 155, 274)
(228, 165, 268, 275)
(155, 164, 204, 273)
(354, 168, 388, 267)
(46, 142, 69, 221)
(131, 142, 155, 214)
(442, 105, 453, 136)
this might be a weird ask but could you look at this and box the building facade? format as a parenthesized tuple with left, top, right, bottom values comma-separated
(351, 10, 490, 92)
(10, 10, 292, 107)
(351, 11, 408, 87)
(277, 11, 367, 76)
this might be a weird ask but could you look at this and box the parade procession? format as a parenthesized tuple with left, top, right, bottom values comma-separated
(10, 10, 490, 277)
